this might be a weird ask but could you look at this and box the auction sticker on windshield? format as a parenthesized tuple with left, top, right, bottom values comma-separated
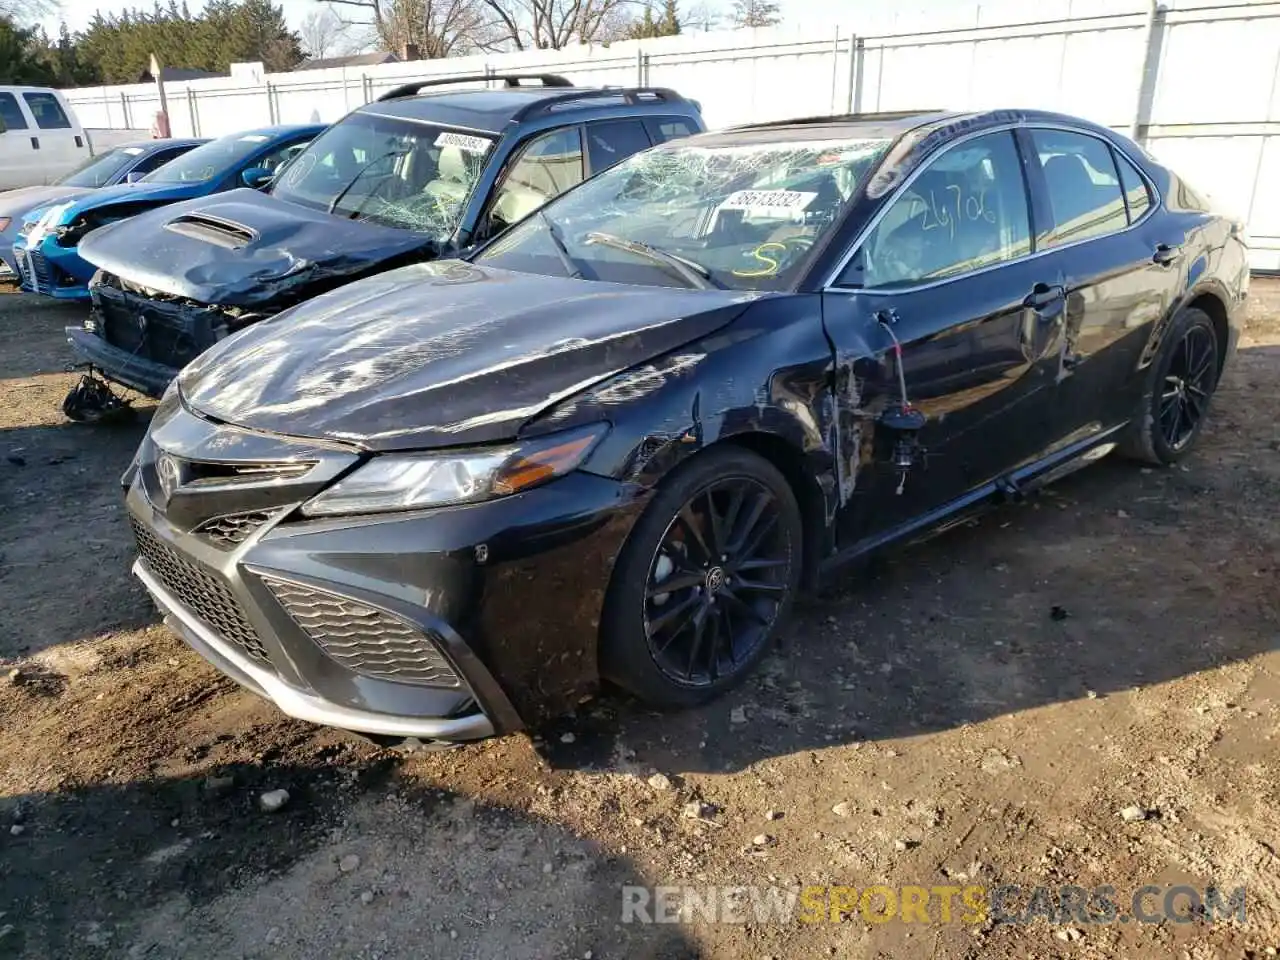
(435, 131, 491, 154)
(719, 190, 818, 215)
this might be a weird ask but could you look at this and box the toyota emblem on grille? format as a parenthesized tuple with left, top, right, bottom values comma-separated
(157, 454, 184, 501)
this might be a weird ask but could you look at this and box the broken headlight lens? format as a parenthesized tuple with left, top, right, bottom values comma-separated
(300, 424, 608, 517)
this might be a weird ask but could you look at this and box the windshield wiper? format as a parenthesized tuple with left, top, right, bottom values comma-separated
(326, 148, 408, 216)
(582, 231, 720, 290)
(540, 211, 583, 279)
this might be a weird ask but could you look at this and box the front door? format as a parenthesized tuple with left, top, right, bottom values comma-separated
(821, 129, 1068, 546)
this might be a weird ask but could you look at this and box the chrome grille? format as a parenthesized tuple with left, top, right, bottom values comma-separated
(193, 510, 275, 548)
(262, 578, 460, 688)
(130, 518, 270, 664)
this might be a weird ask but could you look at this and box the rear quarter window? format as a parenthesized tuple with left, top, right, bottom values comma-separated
(644, 117, 699, 144)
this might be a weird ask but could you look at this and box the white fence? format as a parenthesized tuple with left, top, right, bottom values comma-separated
(62, 0, 1280, 271)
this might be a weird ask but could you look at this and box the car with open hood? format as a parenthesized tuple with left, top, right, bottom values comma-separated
(0, 138, 206, 280)
(66, 73, 704, 414)
(15, 124, 320, 307)
(123, 109, 1247, 744)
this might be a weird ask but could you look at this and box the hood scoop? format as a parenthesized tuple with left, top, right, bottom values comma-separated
(164, 213, 258, 250)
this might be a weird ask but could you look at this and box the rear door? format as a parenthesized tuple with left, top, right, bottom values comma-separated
(21, 90, 87, 182)
(821, 129, 1067, 544)
(1019, 126, 1181, 445)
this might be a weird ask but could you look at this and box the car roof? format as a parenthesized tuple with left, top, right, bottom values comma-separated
(220, 123, 327, 141)
(717, 108, 1134, 149)
(117, 138, 208, 151)
(363, 86, 695, 134)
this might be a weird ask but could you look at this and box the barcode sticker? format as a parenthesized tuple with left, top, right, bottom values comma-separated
(718, 189, 818, 214)
(435, 131, 492, 154)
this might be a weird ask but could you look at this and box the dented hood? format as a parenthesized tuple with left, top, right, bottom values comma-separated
(179, 260, 760, 451)
(78, 188, 429, 307)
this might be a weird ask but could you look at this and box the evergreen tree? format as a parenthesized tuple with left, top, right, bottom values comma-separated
(0, 16, 55, 85)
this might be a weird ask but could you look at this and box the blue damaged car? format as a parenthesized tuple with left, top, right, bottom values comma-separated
(13, 124, 323, 300)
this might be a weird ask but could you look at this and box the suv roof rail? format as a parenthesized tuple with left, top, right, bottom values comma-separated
(377, 73, 573, 102)
(510, 86, 687, 123)
(728, 109, 947, 130)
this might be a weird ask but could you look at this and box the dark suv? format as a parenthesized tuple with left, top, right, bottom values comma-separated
(68, 74, 703, 410)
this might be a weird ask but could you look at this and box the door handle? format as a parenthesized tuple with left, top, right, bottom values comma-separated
(1023, 282, 1065, 313)
(29, 136, 38, 150)
(1152, 243, 1181, 266)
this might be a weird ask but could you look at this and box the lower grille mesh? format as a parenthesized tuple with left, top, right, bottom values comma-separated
(193, 510, 275, 548)
(262, 577, 460, 688)
(130, 518, 270, 664)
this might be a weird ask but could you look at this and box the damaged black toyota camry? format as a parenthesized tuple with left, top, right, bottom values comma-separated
(125, 109, 1247, 744)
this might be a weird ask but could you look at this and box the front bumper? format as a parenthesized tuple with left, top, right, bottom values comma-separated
(11, 239, 92, 299)
(125, 413, 644, 739)
(66, 326, 176, 398)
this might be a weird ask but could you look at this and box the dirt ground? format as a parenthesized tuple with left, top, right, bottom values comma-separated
(1, 280, 1278, 960)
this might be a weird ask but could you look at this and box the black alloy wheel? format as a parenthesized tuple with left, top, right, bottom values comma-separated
(644, 476, 790, 686)
(600, 446, 802, 708)
(1159, 323, 1217, 452)
(1119, 306, 1221, 465)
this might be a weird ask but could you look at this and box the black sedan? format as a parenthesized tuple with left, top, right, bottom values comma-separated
(123, 109, 1248, 743)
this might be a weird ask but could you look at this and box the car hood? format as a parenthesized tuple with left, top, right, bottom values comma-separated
(0, 185, 92, 219)
(79, 188, 428, 308)
(179, 260, 763, 451)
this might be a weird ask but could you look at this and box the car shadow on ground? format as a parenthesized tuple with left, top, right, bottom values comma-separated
(0, 763, 700, 959)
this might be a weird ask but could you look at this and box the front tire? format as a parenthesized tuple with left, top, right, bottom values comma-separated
(600, 446, 802, 709)
(1119, 307, 1220, 465)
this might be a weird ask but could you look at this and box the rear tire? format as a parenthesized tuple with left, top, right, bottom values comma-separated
(1118, 307, 1220, 465)
(600, 446, 802, 709)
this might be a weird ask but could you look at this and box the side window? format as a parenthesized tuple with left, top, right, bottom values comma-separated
(643, 116, 699, 145)
(132, 146, 188, 175)
(842, 131, 1031, 289)
(1030, 129, 1127, 248)
(489, 126, 585, 229)
(585, 119, 652, 174)
(0, 94, 29, 130)
(255, 140, 310, 174)
(1114, 150, 1151, 223)
(22, 92, 71, 130)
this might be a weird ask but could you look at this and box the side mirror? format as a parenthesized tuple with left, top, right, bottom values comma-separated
(124, 171, 147, 184)
(241, 167, 273, 190)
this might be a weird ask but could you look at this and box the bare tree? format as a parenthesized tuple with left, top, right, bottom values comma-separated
(321, 0, 495, 58)
(479, 0, 640, 50)
(684, 1, 720, 32)
(300, 8, 351, 58)
(0, 0, 55, 26)
(729, 0, 779, 29)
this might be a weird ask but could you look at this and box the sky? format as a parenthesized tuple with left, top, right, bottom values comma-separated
(39, 0, 960, 38)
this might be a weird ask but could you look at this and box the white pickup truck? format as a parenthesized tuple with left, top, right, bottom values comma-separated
(0, 86, 147, 191)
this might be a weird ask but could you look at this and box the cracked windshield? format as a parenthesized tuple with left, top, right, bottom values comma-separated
(477, 134, 891, 290)
(270, 112, 493, 238)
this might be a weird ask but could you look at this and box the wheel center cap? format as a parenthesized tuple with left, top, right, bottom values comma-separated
(705, 566, 726, 593)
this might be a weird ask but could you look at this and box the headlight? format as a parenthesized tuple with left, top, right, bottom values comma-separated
(0, 217, 9, 232)
(301, 424, 607, 517)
